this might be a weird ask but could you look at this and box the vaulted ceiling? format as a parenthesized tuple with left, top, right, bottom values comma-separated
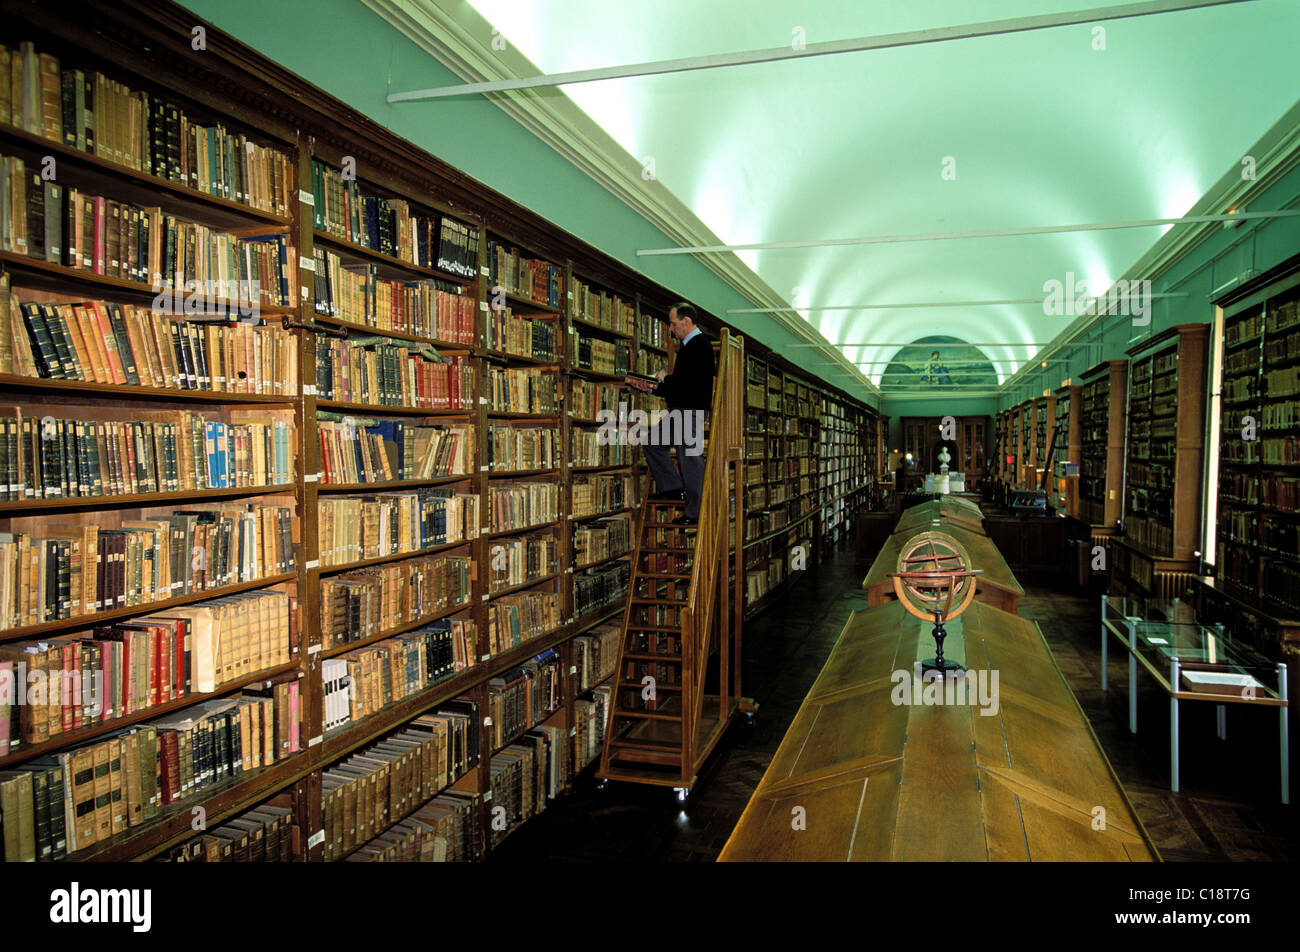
(386, 0, 1300, 395)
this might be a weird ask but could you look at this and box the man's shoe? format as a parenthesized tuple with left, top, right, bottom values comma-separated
(651, 489, 686, 500)
(672, 516, 698, 526)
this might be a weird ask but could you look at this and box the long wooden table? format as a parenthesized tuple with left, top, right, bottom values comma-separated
(863, 521, 1024, 614)
(718, 599, 1158, 861)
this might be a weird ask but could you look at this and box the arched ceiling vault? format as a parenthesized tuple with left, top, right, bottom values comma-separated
(386, 0, 1300, 393)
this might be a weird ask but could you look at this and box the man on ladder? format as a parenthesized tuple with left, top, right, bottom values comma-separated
(625, 302, 716, 526)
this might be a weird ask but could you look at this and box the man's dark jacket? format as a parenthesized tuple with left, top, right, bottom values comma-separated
(653, 332, 715, 410)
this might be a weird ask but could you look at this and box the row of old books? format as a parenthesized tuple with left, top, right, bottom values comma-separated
(343, 789, 477, 862)
(0, 680, 298, 861)
(487, 590, 561, 656)
(488, 532, 558, 593)
(320, 701, 478, 860)
(573, 624, 620, 693)
(0, 506, 294, 630)
(310, 160, 479, 278)
(486, 479, 559, 533)
(317, 489, 479, 568)
(573, 335, 630, 376)
(488, 728, 565, 847)
(485, 423, 559, 472)
(0, 160, 291, 300)
(486, 241, 563, 308)
(0, 281, 298, 392)
(572, 515, 631, 568)
(316, 417, 473, 484)
(573, 561, 630, 620)
(485, 308, 556, 360)
(571, 428, 631, 468)
(319, 555, 473, 652)
(573, 685, 612, 772)
(314, 337, 473, 410)
(0, 42, 292, 216)
(486, 365, 558, 414)
(570, 279, 635, 335)
(0, 588, 294, 749)
(311, 249, 477, 343)
(568, 378, 624, 420)
(160, 801, 295, 862)
(571, 472, 637, 517)
(0, 408, 294, 501)
(637, 310, 669, 351)
(486, 649, 561, 751)
(321, 621, 472, 730)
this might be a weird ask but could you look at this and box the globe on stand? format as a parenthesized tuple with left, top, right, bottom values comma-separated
(887, 531, 983, 676)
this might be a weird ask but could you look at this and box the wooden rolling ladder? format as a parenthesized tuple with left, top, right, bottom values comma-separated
(598, 329, 749, 791)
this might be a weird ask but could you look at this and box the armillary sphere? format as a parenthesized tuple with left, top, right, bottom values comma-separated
(887, 530, 983, 622)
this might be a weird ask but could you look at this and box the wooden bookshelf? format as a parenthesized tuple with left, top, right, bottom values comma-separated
(1078, 360, 1128, 530)
(1052, 384, 1081, 515)
(1213, 256, 1300, 623)
(0, 0, 882, 864)
(1110, 324, 1209, 599)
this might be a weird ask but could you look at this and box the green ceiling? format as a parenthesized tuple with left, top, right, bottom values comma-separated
(459, 0, 1300, 391)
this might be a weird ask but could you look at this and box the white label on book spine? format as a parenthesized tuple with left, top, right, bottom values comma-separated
(303, 384, 317, 396)
(481, 594, 489, 602)
(480, 265, 489, 277)
(570, 726, 576, 736)
(479, 396, 488, 404)
(483, 790, 492, 801)
(299, 189, 315, 206)
(569, 665, 577, 675)
(483, 716, 493, 727)
(308, 735, 323, 747)
(307, 644, 322, 656)
(308, 830, 325, 849)
(479, 301, 489, 312)
(305, 559, 320, 570)
(304, 472, 320, 482)
(481, 653, 491, 662)
(299, 255, 316, 272)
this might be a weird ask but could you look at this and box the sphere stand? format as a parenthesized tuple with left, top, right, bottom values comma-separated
(921, 609, 966, 677)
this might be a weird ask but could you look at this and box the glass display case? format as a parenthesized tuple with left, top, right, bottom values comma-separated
(1100, 595, 1289, 802)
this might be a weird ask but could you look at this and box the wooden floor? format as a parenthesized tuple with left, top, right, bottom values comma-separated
(488, 540, 1299, 862)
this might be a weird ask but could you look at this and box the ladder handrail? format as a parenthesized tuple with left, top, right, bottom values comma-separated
(680, 329, 745, 767)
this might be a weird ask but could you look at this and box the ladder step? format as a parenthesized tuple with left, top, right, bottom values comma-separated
(626, 624, 682, 633)
(621, 652, 682, 662)
(608, 747, 682, 767)
(610, 736, 681, 751)
(614, 710, 682, 721)
(617, 681, 681, 692)
(630, 597, 688, 605)
(637, 571, 692, 579)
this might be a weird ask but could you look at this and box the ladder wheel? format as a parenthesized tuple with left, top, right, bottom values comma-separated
(674, 786, 690, 804)
(595, 778, 609, 793)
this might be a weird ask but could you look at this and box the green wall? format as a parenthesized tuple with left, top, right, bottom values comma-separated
(1000, 163, 1300, 407)
(181, 0, 876, 405)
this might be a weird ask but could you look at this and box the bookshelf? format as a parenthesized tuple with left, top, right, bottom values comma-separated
(1052, 383, 1081, 515)
(1078, 360, 1127, 530)
(0, 0, 881, 863)
(1213, 259, 1300, 625)
(1111, 325, 1209, 598)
